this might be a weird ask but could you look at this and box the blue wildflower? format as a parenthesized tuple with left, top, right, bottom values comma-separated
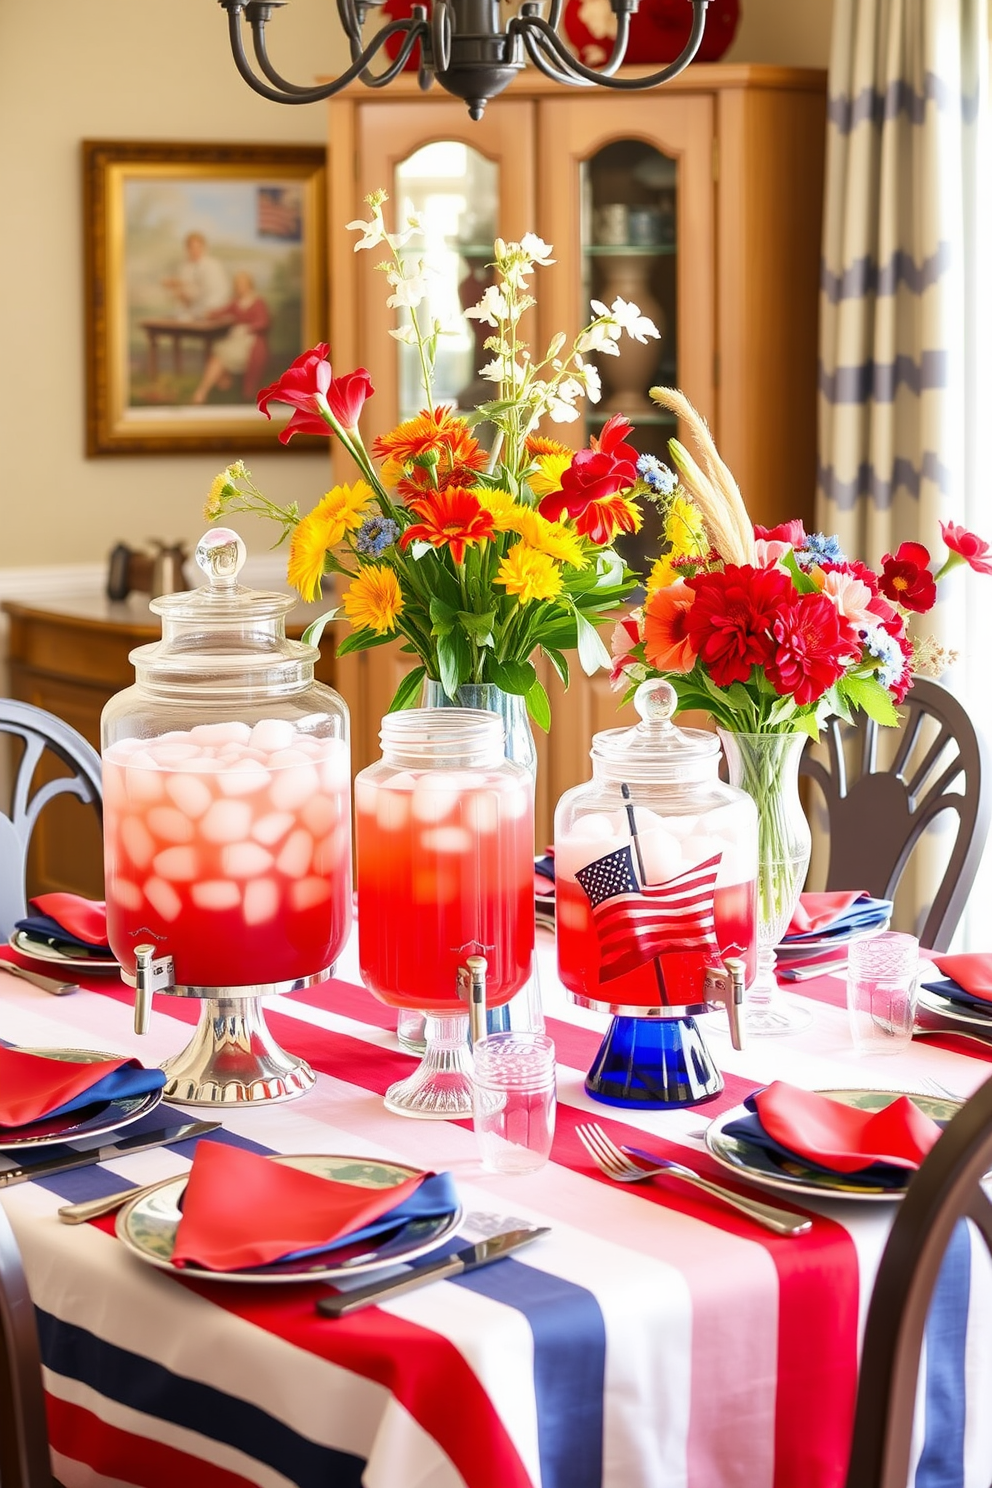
(355, 515, 399, 557)
(862, 624, 903, 689)
(795, 532, 845, 571)
(636, 454, 678, 495)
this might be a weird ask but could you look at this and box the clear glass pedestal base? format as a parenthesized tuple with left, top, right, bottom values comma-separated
(744, 949, 812, 1037)
(384, 1013, 474, 1118)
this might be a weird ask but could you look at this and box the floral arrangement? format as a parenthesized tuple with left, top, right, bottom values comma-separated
(208, 191, 671, 727)
(610, 388, 991, 737)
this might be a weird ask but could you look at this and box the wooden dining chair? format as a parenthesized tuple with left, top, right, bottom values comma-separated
(0, 700, 103, 940)
(845, 1072, 992, 1488)
(0, 1204, 53, 1488)
(799, 677, 991, 951)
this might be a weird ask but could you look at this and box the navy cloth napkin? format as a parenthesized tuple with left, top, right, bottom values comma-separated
(721, 1093, 915, 1191)
(279, 1171, 460, 1263)
(780, 894, 892, 945)
(14, 912, 114, 957)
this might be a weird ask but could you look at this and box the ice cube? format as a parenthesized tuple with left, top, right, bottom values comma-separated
(104, 737, 146, 762)
(269, 763, 320, 812)
(291, 735, 325, 758)
(318, 742, 350, 793)
(102, 768, 128, 815)
(702, 802, 747, 834)
(170, 757, 226, 774)
(201, 799, 253, 844)
(664, 815, 699, 841)
(146, 807, 195, 845)
(680, 836, 723, 871)
(111, 879, 143, 912)
(252, 811, 295, 846)
(243, 878, 279, 925)
(249, 719, 296, 753)
(152, 846, 199, 882)
(215, 744, 248, 761)
(376, 787, 410, 832)
(302, 794, 337, 837)
(421, 826, 473, 854)
(125, 760, 165, 804)
(163, 772, 213, 819)
(354, 782, 377, 818)
(314, 825, 349, 875)
(216, 761, 271, 797)
(289, 876, 333, 912)
(411, 778, 459, 823)
(191, 880, 241, 911)
(568, 812, 618, 842)
(147, 743, 200, 766)
(221, 842, 274, 879)
(465, 790, 498, 835)
(121, 818, 156, 870)
(191, 722, 252, 746)
(555, 837, 614, 880)
(276, 829, 313, 878)
(144, 877, 182, 922)
(267, 749, 311, 769)
(608, 805, 666, 838)
(635, 828, 683, 885)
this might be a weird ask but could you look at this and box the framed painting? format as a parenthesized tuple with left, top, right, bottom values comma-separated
(83, 140, 327, 455)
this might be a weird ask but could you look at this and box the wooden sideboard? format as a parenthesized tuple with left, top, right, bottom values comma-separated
(2, 594, 337, 901)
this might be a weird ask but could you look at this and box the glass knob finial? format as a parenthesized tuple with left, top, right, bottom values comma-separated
(195, 528, 247, 588)
(633, 677, 677, 724)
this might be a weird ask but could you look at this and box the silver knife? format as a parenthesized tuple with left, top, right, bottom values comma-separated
(316, 1226, 550, 1317)
(0, 1119, 221, 1186)
(1, 962, 79, 996)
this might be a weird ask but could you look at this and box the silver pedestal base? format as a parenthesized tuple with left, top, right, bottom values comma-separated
(161, 995, 316, 1106)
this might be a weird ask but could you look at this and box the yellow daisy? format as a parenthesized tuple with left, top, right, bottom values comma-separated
(646, 554, 681, 593)
(203, 466, 239, 520)
(663, 495, 708, 556)
(287, 482, 375, 602)
(475, 488, 521, 531)
(528, 452, 573, 499)
(342, 565, 404, 635)
(496, 543, 563, 603)
(510, 509, 587, 569)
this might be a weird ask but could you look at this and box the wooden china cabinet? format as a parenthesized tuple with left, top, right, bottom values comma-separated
(326, 64, 827, 847)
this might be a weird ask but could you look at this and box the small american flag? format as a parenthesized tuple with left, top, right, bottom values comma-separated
(256, 186, 302, 241)
(575, 846, 721, 983)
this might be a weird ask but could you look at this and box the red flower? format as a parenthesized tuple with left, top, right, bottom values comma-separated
(889, 631, 915, 703)
(684, 563, 796, 687)
(398, 487, 495, 564)
(879, 541, 936, 613)
(766, 592, 857, 705)
(940, 521, 992, 576)
(257, 346, 375, 444)
(575, 494, 640, 545)
(754, 518, 807, 547)
(537, 417, 639, 525)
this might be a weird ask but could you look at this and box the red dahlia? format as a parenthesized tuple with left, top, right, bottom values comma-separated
(684, 563, 796, 687)
(879, 541, 936, 613)
(766, 592, 857, 705)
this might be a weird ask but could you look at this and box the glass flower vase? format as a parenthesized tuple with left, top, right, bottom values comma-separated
(718, 730, 812, 1036)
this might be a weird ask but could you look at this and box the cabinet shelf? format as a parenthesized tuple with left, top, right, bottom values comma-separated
(584, 243, 676, 257)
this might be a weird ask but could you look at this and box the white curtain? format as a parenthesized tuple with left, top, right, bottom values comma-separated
(817, 0, 992, 945)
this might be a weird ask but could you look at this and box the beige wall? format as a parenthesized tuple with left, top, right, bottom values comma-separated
(0, 0, 832, 571)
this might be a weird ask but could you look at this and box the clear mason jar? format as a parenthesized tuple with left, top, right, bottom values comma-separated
(100, 528, 351, 991)
(554, 680, 759, 1013)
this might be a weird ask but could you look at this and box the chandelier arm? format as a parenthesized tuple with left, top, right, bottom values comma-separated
(336, 0, 368, 63)
(511, 0, 708, 90)
(251, 7, 423, 93)
(360, 25, 429, 86)
(586, 8, 632, 77)
(519, 26, 595, 86)
(221, 1, 423, 102)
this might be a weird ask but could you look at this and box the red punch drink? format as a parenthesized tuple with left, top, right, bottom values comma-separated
(104, 719, 351, 988)
(355, 709, 535, 1014)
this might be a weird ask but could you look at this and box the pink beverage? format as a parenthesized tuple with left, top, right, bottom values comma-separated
(555, 807, 757, 1009)
(103, 719, 351, 988)
(355, 767, 534, 1012)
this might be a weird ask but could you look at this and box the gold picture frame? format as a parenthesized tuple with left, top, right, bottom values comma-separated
(83, 140, 327, 455)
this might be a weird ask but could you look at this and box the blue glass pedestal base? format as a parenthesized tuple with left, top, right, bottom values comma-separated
(584, 1015, 724, 1110)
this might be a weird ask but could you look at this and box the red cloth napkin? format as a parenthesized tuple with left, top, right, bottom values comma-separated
(30, 894, 108, 946)
(932, 953, 992, 1003)
(754, 1081, 943, 1174)
(171, 1141, 430, 1271)
(787, 891, 863, 937)
(0, 1046, 132, 1127)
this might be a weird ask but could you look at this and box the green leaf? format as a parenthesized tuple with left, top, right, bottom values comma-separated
(542, 646, 570, 689)
(489, 658, 537, 695)
(575, 610, 611, 675)
(437, 627, 471, 698)
(780, 548, 818, 594)
(301, 608, 341, 647)
(839, 673, 900, 727)
(458, 609, 497, 642)
(335, 627, 399, 656)
(793, 712, 822, 741)
(525, 677, 552, 732)
(387, 666, 427, 712)
(429, 596, 456, 638)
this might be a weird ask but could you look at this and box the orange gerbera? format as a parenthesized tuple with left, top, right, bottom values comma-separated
(372, 408, 487, 472)
(396, 461, 490, 503)
(576, 494, 642, 545)
(643, 580, 698, 672)
(525, 433, 572, 459)
(399, 487, 496, 564)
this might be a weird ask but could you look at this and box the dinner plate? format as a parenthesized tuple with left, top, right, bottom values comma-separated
(918, 984, 992, 1030)
(776, 923, 889, 957)
(704, 1088, 961, 1202)
(0, 1048, 164, 1149)
(9, 931, 119, 973)
(115, 1153, 464, 1283)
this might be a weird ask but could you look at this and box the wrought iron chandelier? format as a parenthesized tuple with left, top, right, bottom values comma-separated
(219, 0, 711, 120)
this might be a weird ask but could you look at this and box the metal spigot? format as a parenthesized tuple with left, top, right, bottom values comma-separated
(703, 956, 747, 1052)
(132, 944, 176, 1035)
(457, 954, 488, 1046)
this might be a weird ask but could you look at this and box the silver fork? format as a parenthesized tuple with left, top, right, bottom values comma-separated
(576, 1123, 812, 1237)
(918, 1076, 963, 1102)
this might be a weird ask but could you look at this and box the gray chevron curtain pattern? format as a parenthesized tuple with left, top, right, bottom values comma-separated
(816, 0, 991, 944)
